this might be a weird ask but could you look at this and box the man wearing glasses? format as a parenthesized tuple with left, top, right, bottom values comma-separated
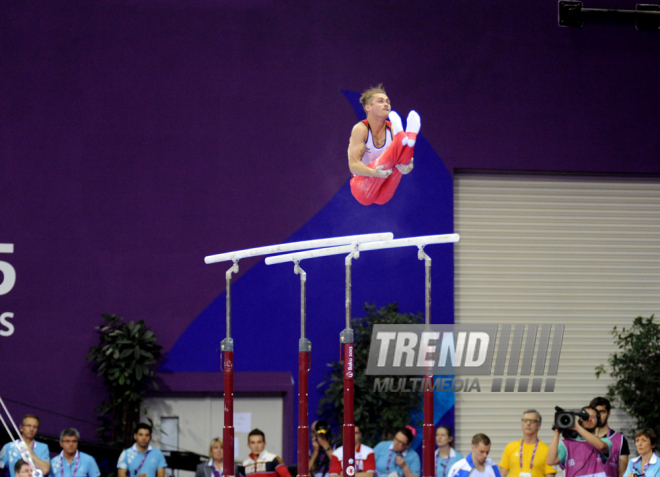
(13, 459, 33, 477)
(499, 410, 556, 477)
(50, 429, 100, 477)
(0, 415, 50, 477)
(373, 427, 420, 477)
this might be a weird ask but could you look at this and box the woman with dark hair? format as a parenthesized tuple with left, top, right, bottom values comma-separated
(624, 429, 659, 477)
(435, 426, 463, 477)
(310, 421, 334, 477)
(373, 426, 420, 477)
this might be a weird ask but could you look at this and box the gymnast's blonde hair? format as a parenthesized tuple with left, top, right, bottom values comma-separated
(360, 84, 387, 112)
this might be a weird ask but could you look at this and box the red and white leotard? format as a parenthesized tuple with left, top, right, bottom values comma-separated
(361, 120, 392, 167)
(350, 119, 414, 206)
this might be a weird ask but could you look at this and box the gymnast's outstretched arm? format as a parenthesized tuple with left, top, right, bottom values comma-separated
(347, 123, 391, 178)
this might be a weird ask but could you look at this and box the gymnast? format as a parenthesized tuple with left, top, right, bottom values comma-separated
(348, 85, 421, 205)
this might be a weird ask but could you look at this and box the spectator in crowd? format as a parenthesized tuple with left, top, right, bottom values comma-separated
(591, 397, 630, 477)
(623, 429, 659, 477)
(0, 415, 50, 477)
(373, 426, 420, 477)
(546, 406, 612, 477)
(13, 460, 31, 477)
(310, 421, 334, 477)
(50, 428, 100, 477)
(117, 423, 167, 477)
(448, 433, 501, 477)
(329, 425, 375, 477)
(499, 410, 556, 477)
(238, 429, 291, 477)
(435, 426, 463, 477)
(196, 438, 224, 477)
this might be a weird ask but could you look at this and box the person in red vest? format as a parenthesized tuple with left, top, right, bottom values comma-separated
(329, 425, 375, 477)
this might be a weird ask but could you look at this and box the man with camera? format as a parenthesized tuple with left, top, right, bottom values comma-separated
(546, 407, 612, 477)
(590, 397, 630, 477)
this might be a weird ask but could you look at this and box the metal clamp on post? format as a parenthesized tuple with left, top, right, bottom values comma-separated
(226, 260, 239, 279)
(222, 337, 234, 352)
(418, 245, 431, 326)
(345, 248, 359, 265)
(299, 338, 311, 352)
(340, 328, 354, 344)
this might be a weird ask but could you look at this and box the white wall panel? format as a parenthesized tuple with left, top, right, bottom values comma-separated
(453, 174, 660, 463)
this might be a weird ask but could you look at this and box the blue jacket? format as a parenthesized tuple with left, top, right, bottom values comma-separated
(448, 453, 501, 477)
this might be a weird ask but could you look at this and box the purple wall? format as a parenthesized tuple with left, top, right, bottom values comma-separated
(1, 0, 659, 449)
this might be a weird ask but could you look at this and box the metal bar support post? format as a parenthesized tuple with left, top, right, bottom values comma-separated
(341, 248, 359, 477)
(295, 261, 312, 477)
(222, 260, 239, 477)
(418, 247, 434, 477)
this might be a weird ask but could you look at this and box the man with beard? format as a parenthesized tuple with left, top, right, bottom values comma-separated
(117, 424, 167, 477)
(546, 407, 612, 477)
(590, 397, 630, 477)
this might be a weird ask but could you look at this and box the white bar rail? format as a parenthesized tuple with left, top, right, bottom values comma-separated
(265, 233, 460, 264)
(204, 232, 394, 264)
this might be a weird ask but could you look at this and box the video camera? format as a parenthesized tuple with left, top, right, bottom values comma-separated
(554, 406, 591, 439)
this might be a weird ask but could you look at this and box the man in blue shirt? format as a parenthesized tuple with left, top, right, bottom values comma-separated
(117, 424, 167, 477)
(374, 427, 420, 477)
(0, 415, 50, 477)
(50, 429, 100, 477)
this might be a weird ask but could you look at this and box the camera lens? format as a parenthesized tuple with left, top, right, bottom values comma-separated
(559, 415, 571, 426)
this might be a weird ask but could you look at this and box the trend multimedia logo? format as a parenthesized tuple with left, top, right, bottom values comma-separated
(367, 324, 564, 393)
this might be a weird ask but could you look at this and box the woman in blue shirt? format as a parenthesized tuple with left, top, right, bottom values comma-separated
(624, 429, 659, 477)
(435, 426, 463, 477)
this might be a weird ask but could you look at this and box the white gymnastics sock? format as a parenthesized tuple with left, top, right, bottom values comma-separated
(405, 110, 421, 147)
(389, 110, 404, 136)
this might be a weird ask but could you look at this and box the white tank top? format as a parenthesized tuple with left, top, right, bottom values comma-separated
(361, 121, 392, 166)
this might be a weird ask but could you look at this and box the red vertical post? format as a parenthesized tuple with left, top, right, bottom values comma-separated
(296, 262, 311, 477)
(223, 262, 238, 477)
(342, 340, 355, 477)
(223, 349, 235, 477)
(420, 248, 434, 477)
(298, 349, 310, 477)
(423, 376, 434, 477)
(342, 251, 357, 477)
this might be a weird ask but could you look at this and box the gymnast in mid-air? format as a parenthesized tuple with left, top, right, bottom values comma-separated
(348, 84, 421, 205)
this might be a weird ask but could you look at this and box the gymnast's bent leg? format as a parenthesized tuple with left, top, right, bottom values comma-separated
(350, 111, 420, 205)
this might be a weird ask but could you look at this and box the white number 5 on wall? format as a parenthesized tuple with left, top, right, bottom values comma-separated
(0, 244, 16, 296)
